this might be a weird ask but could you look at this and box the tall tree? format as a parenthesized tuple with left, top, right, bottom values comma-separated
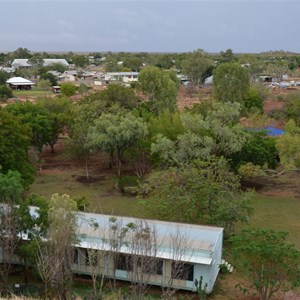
(182, 49, 213, 86)
(101, 84, 140, 110)
(139, 158, 253, 235)
(6, 102, 52, 152)
(152, 102, 246, 165)
(0, 171, 24, 291)
(0, 109, 34, 185)
(36, 194, 77, 299)
(230, 228, 300, 300)
(88, 112, 148, 176)
(0, 70, 10, 85)
(276, 119, 300, 169)
(38, 97, 72, 152)
(71, 54, 89, 68)
(213, 62, 250, 104)
(138, 66, 179, 114)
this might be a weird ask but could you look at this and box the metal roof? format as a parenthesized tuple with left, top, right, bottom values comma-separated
(11, 59, 69, 67)
(25, 207, 222, 265)
(76, 212, 223, 265)
(6, 77, 34, 85)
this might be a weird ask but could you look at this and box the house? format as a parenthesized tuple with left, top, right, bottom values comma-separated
(74, 212, 223, 293)
(0, 208, 223, 294)
(58, 71, 78, 82)
(104, 72, 139, 84)
(11, 59, 69, 69)
(6, 77, 34, 90)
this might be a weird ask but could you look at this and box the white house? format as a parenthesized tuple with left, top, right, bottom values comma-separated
(74, 212, 223, 293)
(0, 208, 223, 294)
(6, 77, 34, 90)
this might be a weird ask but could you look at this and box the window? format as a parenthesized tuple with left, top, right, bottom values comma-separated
(171, 262, 194, 281)
(85, 249, 99, 267)
(138, 258, 163, 275)
(115, 254, 133, 271)
(73, 248, 79, 264)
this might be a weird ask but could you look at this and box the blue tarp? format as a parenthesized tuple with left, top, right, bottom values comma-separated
(246, 126, 284, 136)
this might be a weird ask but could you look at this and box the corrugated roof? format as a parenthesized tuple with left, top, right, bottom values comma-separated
(6, 77, 34, 85)
(76, 212, 223, 265)
(26, 207, 222, 265)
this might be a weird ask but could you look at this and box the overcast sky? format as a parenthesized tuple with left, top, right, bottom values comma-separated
(1, 0, 299, 53)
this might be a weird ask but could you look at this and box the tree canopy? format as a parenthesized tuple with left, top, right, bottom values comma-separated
(0, 109, 34, 185)
(138, 66, 179, 114)
(139, 158, 253, 235)
(213, 62, 250, 104)
(230, 228, 300, 300)
(181, 49, 213, 86)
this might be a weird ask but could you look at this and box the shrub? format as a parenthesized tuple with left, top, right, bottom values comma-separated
(116, 176, 139, 194)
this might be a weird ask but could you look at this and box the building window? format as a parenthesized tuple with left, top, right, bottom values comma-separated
(85, 249, 99, 267)
(115, 254, 133, 271)
(171, 262, 194, 281)
(73, 248, 79, 264)
(138, 258, 163, 275)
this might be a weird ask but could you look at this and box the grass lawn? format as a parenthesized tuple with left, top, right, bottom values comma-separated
(13, 89, 53, 97)
(28, 170, 146, 218)
(29, 170, 300, 248)
(249, 193, 300, 248)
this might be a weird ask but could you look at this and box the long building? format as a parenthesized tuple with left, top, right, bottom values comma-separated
(73, 212, 223, 293)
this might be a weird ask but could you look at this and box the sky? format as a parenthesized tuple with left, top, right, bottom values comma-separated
(0, 0, 300, 53)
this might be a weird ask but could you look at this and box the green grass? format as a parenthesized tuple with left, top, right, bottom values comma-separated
(249, 193, 300, 248)
(28, 170, 146, 218)
(29, 170, 300, 246)
(13, 89, 53, 97)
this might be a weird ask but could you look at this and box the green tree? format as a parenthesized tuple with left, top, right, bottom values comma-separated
(213, 62, 250, 104)
(284, 92, 300, 126)
(276, 119, 300, 169)
(0, 109, 34, 185)
(0, 85, 13, 101)
(152, 102, 246, 165)
(230, 132, 279, 170)
(88, 112, 148, 176)
(138, 66, 179, 114)
(101, 84, 140, 109)
(12, 47, 32, 59)
(60, 83, 77, 97)
(230, 228, 300, 300)
(6, 102, 52, 152)
(69, 119, 93, 181)
(71, 54, 89, 67)
(37, 79, 51, 90)
(0, 70, 10, 85)
(148, 111, 184, 141)
(139, 158, 253, 235)
(0, 171, 24, 291)
(155, 54, 174, 69)
(18, 194, 49, 285)
(28, 55, 44, 68)
(38, 97, 72, 152)
(219, 48, 237, 63)
(36, 194, 77, 299)
(182, 49, 213, 86)
(40, 72, 57, 86)
(244, 86, 264, 113)
(123, 56, 143, 71)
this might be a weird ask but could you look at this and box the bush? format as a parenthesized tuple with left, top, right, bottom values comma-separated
(116, 176, 139, 194)
(0, 85, 13, 101)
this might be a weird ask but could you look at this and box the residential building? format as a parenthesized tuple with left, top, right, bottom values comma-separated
(6, 77, 34, 90)
(74, 212, 223, 293)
